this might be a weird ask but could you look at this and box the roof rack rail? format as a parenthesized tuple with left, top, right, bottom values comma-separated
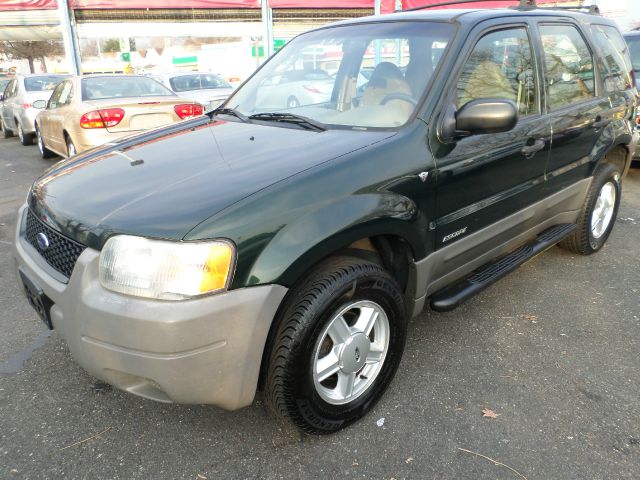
(400, 0, 535, 12)
(399, 0, 600, 15)
(529, 5, 600, 15)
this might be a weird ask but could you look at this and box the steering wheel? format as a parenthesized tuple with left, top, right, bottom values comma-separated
(380, 93, 418, 106)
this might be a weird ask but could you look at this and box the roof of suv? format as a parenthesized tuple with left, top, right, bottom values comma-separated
(325, 7, 615, 29)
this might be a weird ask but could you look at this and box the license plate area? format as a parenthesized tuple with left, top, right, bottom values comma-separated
(19, 269, 54, 330)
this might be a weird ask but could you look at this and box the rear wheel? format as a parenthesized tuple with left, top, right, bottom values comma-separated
(264, 256, 407, 434)
(559, 163, 621, 255)
(17, 122, 34, 146)
(1, 118, 13, 138)
(66, 136, 77, 157)
(36, 126, 55, 159)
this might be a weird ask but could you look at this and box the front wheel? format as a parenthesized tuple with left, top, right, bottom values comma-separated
(1, 118, 13, 138)
(36, 127, 55, 159)
(264, 256, 407, 434)
(559, 163, 621, 255)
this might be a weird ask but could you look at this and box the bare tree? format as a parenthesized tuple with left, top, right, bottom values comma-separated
(0, 40, 64, 73)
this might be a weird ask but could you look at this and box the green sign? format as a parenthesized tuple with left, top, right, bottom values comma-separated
(252, 39, 286, 57)
(172, 56, 198, 65)
(120, 52, 131, 62)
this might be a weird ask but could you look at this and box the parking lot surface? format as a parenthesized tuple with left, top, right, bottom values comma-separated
(1, 137, 639, 479)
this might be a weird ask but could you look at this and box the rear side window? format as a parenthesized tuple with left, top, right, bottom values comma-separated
(591, 25, 633, 92)
(539, 24, 595, 110)
(457, 27, 538, 117)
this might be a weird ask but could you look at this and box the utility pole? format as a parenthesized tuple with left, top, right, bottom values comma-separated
(261, 0, 273, 62)
(57, 0, 81, 75)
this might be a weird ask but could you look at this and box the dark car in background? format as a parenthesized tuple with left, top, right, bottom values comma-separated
(13, 6, 637, 434)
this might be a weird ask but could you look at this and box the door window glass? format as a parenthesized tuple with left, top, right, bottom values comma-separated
(457, 28, 537, 116)
(539, 24, 595, 109)
(590, 25, 633, 92)
(58, 82, 73, 106)
(48, 82, 65, 109)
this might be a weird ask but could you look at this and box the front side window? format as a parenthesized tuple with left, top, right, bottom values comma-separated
(226, 21, 454, 129)
(591, 25, 633, 92)
(625, 34, 640, 73)
(457, 27, 538, 117)
(539, 24, 595, 110)
(48, 82, 66, 109)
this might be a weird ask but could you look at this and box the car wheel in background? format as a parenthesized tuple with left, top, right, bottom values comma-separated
(264, 256, 407, 434)
(36, 127, 55, 159)
(559, 163, 622, 255)
(287, 96, 300, 108)
(66, 137, 77, 158)
(17, 122, 34, 146)
(1, 118, 13, 138)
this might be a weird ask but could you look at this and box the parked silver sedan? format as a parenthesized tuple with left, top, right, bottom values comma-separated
(153, 72, 234, 112)
(0, 74, 70, 145)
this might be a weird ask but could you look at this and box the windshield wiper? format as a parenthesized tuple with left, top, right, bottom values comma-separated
(212, 107, 249, 123)
(248, 112, 327, 132)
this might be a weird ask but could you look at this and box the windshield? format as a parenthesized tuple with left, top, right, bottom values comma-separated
(81, 76, 175, 101)
(225, 21, 454, 129)
(625, 35, 640, 71)
(169, 73, 231, 92)
(24, 75, 68, 92)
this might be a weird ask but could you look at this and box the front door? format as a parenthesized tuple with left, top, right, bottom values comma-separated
(430, 23, 550, 254)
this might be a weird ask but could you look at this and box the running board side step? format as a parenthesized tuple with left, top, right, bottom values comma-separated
(430, 223, 576, 312)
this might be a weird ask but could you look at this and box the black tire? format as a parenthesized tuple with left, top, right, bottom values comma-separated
(1, 118, 13, 138)
(66, 137, 77, 158)
(36, 126, 55, 159)
(264, 256, 407, 434)
(17, 122, 33, 146)
(559, 163, 621, 255)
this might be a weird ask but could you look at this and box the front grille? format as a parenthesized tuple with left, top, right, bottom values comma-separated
(24, 210, 86, 280)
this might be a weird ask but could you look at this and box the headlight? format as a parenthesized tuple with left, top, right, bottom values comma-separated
(99, 235, 235, 300)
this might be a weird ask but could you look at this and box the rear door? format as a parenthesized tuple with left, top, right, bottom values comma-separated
(535, 22, 609, 191)
(430, 21, 550, 252)
(42, 82, 67, 154)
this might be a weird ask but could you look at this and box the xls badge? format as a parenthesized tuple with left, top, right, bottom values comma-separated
(442, 226, 468, 243)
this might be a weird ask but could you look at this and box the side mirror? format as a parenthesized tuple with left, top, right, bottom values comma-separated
(439, 98, 518, 143)
(33, 99, 47, 109)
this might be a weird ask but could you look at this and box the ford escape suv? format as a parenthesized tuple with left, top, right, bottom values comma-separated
(14, 4, 636, 433)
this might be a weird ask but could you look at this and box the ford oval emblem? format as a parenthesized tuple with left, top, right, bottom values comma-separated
(36, 232, 50, 251)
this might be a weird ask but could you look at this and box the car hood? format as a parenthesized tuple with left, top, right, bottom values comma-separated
(29, 117, 394, 249)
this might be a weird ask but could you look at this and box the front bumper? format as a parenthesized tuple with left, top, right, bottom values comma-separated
(14, 206, 288, 410)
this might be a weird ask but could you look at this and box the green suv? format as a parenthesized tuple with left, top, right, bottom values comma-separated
(14, 5, 637, 433)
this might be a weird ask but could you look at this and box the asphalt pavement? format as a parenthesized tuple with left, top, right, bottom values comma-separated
(1, 137, 639, 480)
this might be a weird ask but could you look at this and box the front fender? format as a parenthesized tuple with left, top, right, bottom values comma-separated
(245, 192, 424, 288)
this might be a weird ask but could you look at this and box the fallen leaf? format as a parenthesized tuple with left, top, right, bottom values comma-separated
(352, 461, 359, 467)
(482, 407, 500, 419)
(521, 314, 537, 322)
(405, 457, 414, 464)
(196, 475, 207, 480)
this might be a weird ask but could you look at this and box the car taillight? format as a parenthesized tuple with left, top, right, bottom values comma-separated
(174, 104, 204, 119)
(22, 102, 33, 109)
(80, 108, 125, 129)
(303, 85, 322, 94)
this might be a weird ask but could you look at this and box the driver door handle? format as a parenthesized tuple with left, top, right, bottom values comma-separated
(521, 139, 545, 157)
